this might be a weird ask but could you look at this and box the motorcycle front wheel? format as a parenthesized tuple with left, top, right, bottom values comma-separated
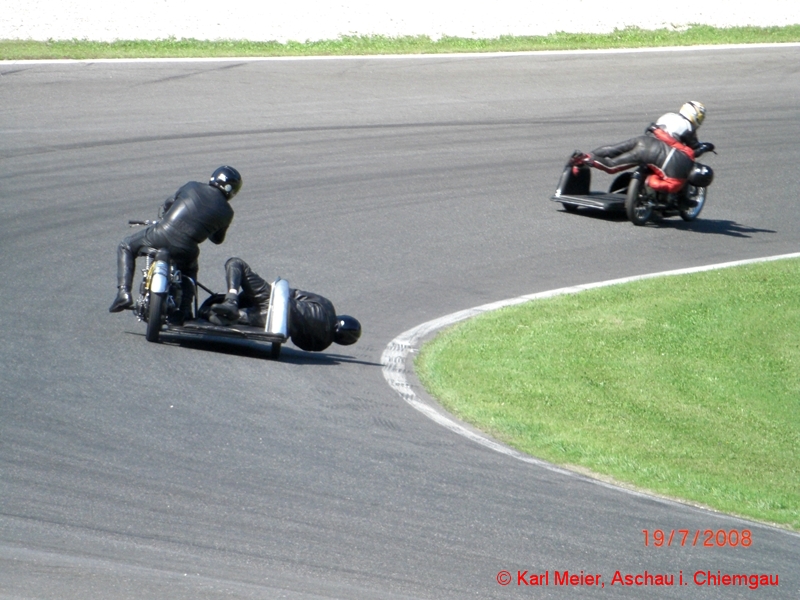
(146, 292, 166, 343)
(680, 185, 706, 221)
(624, 177, 652, 226)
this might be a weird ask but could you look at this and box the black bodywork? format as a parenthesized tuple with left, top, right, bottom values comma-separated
(550, 164, 629, 213)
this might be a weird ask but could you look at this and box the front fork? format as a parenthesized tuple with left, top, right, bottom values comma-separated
(134, 256, 182, 322)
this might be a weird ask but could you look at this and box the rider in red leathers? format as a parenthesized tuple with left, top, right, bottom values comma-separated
(570, 101, 706, 193)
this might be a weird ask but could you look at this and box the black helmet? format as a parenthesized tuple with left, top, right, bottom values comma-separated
(688, 164, 714, 187)
(209, 166, 242, 199)
(333, 315, 361, 346)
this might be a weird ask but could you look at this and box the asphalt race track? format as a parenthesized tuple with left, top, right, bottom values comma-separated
(2, 47, 799, 599)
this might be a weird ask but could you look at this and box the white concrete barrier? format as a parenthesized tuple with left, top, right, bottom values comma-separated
(2, 1, 799, 43)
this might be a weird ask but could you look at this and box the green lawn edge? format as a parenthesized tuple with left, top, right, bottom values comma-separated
(2, 24, 800, 60)
(415, 258, 800, 530)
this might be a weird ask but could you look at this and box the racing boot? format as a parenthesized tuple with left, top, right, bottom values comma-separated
(170, 278, 195, 325)
(569, 150, 592, 175)
(109, 286, 133, 313)
(211, 293, 239, 322)
(569, 150, 591, 167)
(209, 312, 238, 326)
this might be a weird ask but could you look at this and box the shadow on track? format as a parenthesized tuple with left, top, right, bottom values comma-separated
(556, 207, 628, 222)
(125, 331, 380, 366)
(557, 207, 777, 238)
(653, 219, 778, 238)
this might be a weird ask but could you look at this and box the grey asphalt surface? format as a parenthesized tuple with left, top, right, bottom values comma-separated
(1, 47, 799, 599)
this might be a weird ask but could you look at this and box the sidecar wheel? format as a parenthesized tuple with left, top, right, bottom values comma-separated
(561, 202, 579, 213)
(609, 172, 632, 194)
(625, 177, 651, 226)
(146, 292, 165, 343)
(680, 185, 706, 221)
(270, 342, 281, 360)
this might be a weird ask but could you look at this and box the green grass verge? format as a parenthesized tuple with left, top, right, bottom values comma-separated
(2, 24, 800, 60)
(415, 258, 800, 530)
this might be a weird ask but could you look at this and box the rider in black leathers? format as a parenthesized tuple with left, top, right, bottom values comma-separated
(109, 166, 242, 317)
(200, 257, 361, 351)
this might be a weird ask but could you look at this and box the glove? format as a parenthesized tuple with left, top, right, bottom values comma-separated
(693, 141, 716, 156)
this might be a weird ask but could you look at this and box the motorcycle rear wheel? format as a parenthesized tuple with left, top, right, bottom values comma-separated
(680, 185, 706, 221)
(625, 177, 652, 226)
(146, 292, 165, 343)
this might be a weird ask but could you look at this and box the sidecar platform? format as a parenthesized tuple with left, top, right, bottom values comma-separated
(164, 320, 288, 359)
(165, 320, 288, 345)
(550, 163, 626, 212)
(160, 277, 291, 359)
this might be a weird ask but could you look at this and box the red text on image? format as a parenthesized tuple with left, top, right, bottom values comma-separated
(642, 529, 752, 547)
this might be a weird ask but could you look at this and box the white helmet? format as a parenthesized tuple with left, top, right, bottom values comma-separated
(679, 101, 706, 128)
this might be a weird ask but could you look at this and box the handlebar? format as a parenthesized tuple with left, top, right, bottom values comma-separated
(128, 219, 158, 227)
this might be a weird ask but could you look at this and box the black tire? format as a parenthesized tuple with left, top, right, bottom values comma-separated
(562, 202, 579, 213)
(146, 292, 165, 343)
(624, 176, 652, 226)
(680, 185, 706, 221)
(270, 342, 281, 360)
(609, 172, 632, 194)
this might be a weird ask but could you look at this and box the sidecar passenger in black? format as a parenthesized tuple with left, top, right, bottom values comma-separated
(166, 276, 291, 359)
(153, 257, 360, 359)
(192, 257, 361, 356)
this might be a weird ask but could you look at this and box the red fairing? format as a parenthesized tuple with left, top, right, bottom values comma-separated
(646, 174, 685, 193)
(651, 127, 695, 160)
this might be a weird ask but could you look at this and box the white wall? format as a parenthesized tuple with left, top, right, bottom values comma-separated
(2, 1, 799, 43)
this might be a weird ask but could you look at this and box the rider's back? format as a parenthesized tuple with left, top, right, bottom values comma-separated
(158, 182, 234, 245)
(289, 290, 338, 352)
(654, 112, 697, 146)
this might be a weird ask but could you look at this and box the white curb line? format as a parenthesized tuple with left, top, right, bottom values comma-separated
(381, 252, 800, 507)
(3, 42, 799, 66)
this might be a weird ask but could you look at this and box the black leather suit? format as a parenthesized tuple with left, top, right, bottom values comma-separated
(214, 257, 339, 352)
(116, 182, 233, 311)
(588, 134, 694, 182)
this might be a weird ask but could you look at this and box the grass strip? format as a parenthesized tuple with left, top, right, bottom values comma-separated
(2, 25, 800, 60)
(416, 258, 800, 530)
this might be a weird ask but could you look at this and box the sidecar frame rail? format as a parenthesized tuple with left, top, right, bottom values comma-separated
(158, 278, 289, 358)
(164, 320, 288, 344)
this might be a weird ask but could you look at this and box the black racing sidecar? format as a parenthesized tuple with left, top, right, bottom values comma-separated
(550, 163, 629, 214)
(164, 278, 291, 359)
